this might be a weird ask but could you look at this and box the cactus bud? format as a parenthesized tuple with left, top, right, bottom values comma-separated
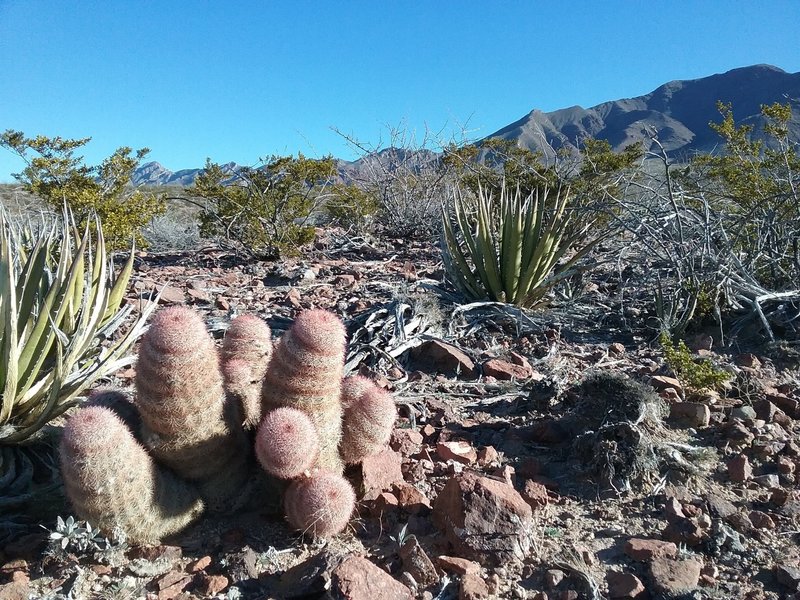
(339, 376, 397, 464)
(256, 407, 320, 479)
(284, 470, 355, 538)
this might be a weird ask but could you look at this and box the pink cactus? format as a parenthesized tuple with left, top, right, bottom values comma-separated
(261, 309, 347, 473)
(256, 407, 320, 479)
(60, 406, 204, 543)
(221, 315, 273, 427)
(284, 470, 356, 538)
(340, 375, 397, 464)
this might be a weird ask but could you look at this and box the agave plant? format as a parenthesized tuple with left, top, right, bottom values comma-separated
(441, 183, 602, 308)
(0, 208, 156, 445)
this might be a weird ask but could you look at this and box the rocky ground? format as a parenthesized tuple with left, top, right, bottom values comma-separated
(1, 228, 799, 600)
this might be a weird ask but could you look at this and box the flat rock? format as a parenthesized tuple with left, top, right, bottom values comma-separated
(399, 537, 438, 588)
(623, 538, 678, 561)
(727, 454, 752, 482)
(606, 571, 646, 598)
(459, 572, 490, 600)
(649, 556, 702, 595)
(329, 555, 413, 600)
(432, 471, 533, 566)
(361, 447, 404, 499)
(669, 402, 710, 428)
(436, 556, 480, 576)
(776, 564, 800, 590)
(411, 340, 476, 378)
(482, 358, 531, 381)
(651, 375, 684, 396)
(437, 440, 478, 464)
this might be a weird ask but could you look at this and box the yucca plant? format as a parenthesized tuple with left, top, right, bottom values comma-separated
(0, 208, 156, 445)
(441, 183, 602, 307)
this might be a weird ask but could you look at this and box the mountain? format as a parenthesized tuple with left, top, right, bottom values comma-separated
(486, 64, 800, 159)
(132, 64, 800, 185)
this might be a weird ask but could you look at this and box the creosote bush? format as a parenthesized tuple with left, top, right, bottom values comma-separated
(0, 131, 166, 250)
(658, 332, 730, 391)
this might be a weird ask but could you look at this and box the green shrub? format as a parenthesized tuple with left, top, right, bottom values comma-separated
(441, 183, 603, 307)
(192, 155, 336, 258)
(324, 184, 379, 232)
(658, 331, 729, 391)
(0, 209, 156, 445)
(0, 131, 166, 250)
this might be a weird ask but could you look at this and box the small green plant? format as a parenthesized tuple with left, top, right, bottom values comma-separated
(191, 154, 337, 258)
(658, 331, 729, 391)
(441, 183, 603, 307)
(0, 209, 156, 445)
(0, 131, 166, 250)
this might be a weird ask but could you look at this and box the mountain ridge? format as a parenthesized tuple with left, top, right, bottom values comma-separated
(132, 64, 800, 186)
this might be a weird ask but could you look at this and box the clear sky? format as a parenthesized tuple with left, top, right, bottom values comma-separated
(1, 1, 799, 182)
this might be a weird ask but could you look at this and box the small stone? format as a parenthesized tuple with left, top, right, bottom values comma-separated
(748, 510, 776, 529)
(609, 343, 625, 355)
(606, 571, 645, 598)
(399, 538, 438, 589)
(776, 564, 800, 590)
(669, 402, 710, 428)
(651, 375, 684, 396)
(393, 482, 432, 514)
(187, 556, 212, 573)
(727, 454, 752, 482)
(731, 405, 758, 421)
(649, 556, 702, 595)
(156, 285, 185, 304)
(460, 573, 490, 600)
(437, 440, 478, 464)
(477, 446, 499, 466)
(391, 429, 424, 455)
(735, 353, 761, 368)
(545, 569, 565, 588)
(437, 555, 480, 576)
(623, 538, 678, 561)
(752, 474, 781, 489)
(521, 479, 549, 509)
(330, 556, 413, 600)
(483, 358, 531, 381)
(411, 340, 476, 378)
(215, 295, 230, 310)
(361, 447, 404, 498)
(197, 574, 228, 596)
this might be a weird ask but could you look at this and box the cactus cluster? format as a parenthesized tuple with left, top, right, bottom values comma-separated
(59, 305, 397, 543)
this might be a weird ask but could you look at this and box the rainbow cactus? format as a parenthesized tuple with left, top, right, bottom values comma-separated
(60, 304, 398, 543)
(60, 406, 205, 543)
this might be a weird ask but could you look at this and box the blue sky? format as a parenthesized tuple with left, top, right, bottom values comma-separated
(1, 1, 799, 182)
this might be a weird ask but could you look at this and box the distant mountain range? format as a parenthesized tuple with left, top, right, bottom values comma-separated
(132, 64, 800, 186)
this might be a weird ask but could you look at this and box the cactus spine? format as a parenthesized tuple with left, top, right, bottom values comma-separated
(134, 306, 250, 511)
(60, 406, 205, 543)
(260, 309, 346, 474)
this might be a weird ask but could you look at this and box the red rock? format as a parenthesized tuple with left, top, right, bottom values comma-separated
(509, 351, 533, 370)
(390, 429, 424, 455)
(329, 556, 413, 600)
(130, 545, 183, 564)
(399, 538, 438, 588)
(688, 334, 713, 352)
(606, 571, 645, 598)
(748, 510, 776, 529)
(421, 424, 436, 438)
(361, 448, 404, 499)
(215, 295, 231, 310)
(432, 471, 533, 565)
(460, 573, 490, 600)
(545, 569, 565, 587)
(393, 482, 432, 513)
(197, 574, 228, 596)
(0, 578, 29, 600)
(411, 340, 476, 378)
(436, 556, 480, 576)
(649, 556, 702, 595)
(332, 274, 357, 287)
(483, 358, 531, 381)
(0, 560, 27, 575)
(188, 556, 212, 573)
(477, 446, 499, 466)
(623, 538, 678, 561)
(608, 343, 626, 355)
(437, 440, 478, 464)
(521, 480, 549, 509)
(157, 285, 185, 304)
(735, 353, 761, 368)
(186, 288, 211, 303)
(727, 454, 752, 482)
(651, 375, 684, 396)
